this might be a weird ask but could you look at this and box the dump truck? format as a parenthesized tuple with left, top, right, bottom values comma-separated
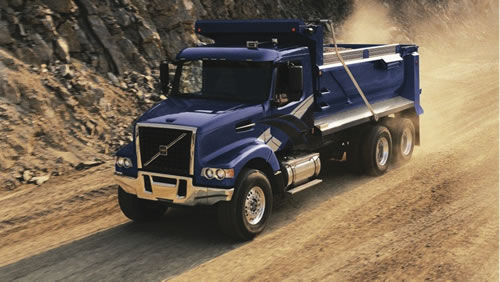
(114, 19, 423, 240)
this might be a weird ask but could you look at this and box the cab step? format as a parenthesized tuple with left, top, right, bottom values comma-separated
(287, 179, 323, 195)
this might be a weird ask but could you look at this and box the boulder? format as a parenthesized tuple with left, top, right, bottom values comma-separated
(57, 20, 81, 52)
(75, 159, 104, 170)
(8, 0, 24, 8)
(41, 0, 77, 13)
(142, 42, 163, 61)
(14, 46, 38, 65)
(31, 174, 50, 185)
(107, 72, 120, 86)
(40, 15, 56, 34)
(22, 169, 32, 182)
(54, 37, 71, 62)
(138, 23, 160, 43)
(58, 64, 73, 78)
(115, 8, 131, 27)
(31, 33, 53, 64)
(0, 21, 13, 45)
(118, 38, 138, 58)
(76, 85, 104, 107)
(0, 81, 21, 104)
(87, 15, 126, 74)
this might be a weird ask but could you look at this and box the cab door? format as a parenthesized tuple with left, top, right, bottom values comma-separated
(262, 57, 315, 151)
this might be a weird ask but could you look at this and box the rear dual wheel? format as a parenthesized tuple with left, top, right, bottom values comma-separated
(391, 118, 415, 164)
(349, 118, 415, 176)
(361, 125, 393, 176)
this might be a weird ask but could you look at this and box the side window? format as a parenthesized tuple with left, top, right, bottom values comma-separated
(275, 63, 290, 96)
(274, 61, 303, 106)
(178, 60, 203, 94)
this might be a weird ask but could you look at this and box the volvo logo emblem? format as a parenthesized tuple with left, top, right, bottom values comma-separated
(159, 145, 169, 156)
(143, 133, 187, 167)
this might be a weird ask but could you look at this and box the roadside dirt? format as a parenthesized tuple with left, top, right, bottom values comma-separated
(0, 1, 498, 281)
(0, 164, 127, 266)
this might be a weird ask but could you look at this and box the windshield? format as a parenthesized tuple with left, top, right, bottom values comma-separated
(172, 60, 273, 103)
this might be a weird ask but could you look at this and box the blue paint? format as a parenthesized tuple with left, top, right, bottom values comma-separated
(178, 47, 281, 62)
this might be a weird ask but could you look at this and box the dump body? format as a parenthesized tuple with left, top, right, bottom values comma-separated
(315, 43, 422, 135)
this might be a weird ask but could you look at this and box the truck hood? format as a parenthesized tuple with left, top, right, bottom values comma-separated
(137, 97, 265, 134)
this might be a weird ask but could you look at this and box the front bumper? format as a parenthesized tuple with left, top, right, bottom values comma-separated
(114, 171, 234, 206)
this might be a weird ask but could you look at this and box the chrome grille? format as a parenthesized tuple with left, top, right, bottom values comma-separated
(136, 124, 195, 176)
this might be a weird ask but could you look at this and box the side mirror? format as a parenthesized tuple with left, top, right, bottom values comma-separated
(288, 65, 303, 101)
(160, 60, 170, 94)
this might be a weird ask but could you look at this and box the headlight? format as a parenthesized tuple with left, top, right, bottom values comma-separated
(215, 169, 225, 180)
(204, 168, 215, 179)
(202, 168, 234, 180)
(123, 158, 132, 168)
(116, 157, 132, 168)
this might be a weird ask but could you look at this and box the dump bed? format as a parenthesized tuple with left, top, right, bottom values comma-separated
(314, 43, 422, 136)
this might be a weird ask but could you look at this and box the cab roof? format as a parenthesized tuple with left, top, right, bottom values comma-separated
(177, 46, 309, 62)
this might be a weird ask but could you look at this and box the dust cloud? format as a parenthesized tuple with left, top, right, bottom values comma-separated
(337, 0, 499, 154)
(338, 0, 399, 43)
(337, 0, 498, 52)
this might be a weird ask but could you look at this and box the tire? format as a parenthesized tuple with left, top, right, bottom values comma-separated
(217, 168, 273, 241)
(347, 126, 367, 173)
(360, 125, 392, 176)
(391, 118, 415, 164)
(118, 186, 167, 222)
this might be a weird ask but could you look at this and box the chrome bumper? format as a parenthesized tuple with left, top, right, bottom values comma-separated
(114, 171, 234, 206)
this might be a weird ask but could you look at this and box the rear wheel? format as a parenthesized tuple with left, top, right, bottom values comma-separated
(361, 125, 392, 176)
(391, 118, 415, 164)
(118, 187, 167, 221)
(347, 127, 366, 173)
(217, 168, 273, 241)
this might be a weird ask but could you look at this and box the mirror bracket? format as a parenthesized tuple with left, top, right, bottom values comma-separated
(274, 93, 289, 107)
(159, 60, 171, 94)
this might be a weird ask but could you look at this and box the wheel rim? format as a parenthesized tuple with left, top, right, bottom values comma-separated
(244, 186, 266, 225)
(376, 137, 390, 167)
(401, 128, 413, 156)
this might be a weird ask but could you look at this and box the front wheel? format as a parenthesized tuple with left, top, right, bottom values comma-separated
(118, 187, 167, 222)
(217, 168, 273, 241)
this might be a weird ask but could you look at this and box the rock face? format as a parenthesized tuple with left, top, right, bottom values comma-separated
(0, 0, 354, 75)
(0, 21, 14, 45)
(41, 0, 76, 13)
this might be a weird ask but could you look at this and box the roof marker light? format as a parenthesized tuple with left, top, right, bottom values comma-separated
(247, 41, 258, 49)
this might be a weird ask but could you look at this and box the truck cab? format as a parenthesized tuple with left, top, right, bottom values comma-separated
(114, 19, 422, 240)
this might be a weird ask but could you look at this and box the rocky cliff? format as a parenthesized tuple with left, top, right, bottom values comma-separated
(0, 0, 354, 189)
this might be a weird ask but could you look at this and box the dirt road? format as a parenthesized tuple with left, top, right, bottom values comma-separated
(0, 9, 498, 282)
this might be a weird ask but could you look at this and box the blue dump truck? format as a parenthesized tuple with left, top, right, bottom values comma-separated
(114, 19, 422, 240)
